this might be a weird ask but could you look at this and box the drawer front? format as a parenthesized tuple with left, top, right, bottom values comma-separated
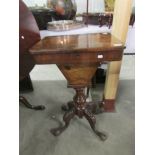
(33, 50, 123, 64)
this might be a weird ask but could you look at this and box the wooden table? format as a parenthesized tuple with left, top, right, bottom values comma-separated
(30, 33, 124, 140)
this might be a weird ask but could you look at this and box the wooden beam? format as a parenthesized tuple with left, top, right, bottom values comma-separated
(103, 0, 132, 111)
(112, 0, 133, 43)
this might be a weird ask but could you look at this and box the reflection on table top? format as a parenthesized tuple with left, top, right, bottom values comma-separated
(30, 33, 124, 55)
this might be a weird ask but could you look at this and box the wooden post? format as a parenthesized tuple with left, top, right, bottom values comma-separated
(103, 0, 132, 112)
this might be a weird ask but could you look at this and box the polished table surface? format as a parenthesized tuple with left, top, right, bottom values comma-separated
(30, 33, 124, 64)
(29, 33, 124, 141)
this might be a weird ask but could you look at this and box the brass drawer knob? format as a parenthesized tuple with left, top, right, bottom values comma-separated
(97, 54, 103, 59)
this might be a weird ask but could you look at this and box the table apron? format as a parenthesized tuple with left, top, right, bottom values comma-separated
(32, 50, 123, 64)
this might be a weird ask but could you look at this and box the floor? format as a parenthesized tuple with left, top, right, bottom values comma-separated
(20, 55, 135, 155)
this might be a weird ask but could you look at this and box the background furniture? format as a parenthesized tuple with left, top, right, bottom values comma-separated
(19, 0, 45, 110)
(82, 12, 113, 28)
(19, 75, 33, 92)
(82, 12, 134, 28)
(30, 8, 54, 30)
(29, 6, 134, 31)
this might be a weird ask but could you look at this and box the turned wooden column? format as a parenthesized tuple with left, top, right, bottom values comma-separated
(57, 64, 97, 111)
(73, 88, 86, 118)
(103, 0, 132, 112)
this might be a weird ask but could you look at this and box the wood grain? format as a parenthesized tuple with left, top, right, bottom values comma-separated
(30, 33, 124, 54)
(29, 33, 124, 64)
(58, 64, 98, 87)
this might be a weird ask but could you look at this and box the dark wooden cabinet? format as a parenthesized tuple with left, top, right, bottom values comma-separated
(31, 9, 54, 30)
(82, 13, 113, 28)
(82, 12, 135, 27)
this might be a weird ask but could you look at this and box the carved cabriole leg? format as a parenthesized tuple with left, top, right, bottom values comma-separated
(73, 88, 86, 118)
(19, 96, 45, 110)
(84, 109, 107, 141)
(73, 87, 107, 141)
(50, 109, 75, 136)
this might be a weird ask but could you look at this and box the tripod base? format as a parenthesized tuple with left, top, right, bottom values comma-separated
(50, 88, 107, 141)
(50, 64, 107, 141)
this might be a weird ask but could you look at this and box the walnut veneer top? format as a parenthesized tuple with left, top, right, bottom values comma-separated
(30, 33, 124, 55)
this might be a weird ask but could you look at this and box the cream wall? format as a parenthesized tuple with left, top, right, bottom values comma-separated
(23, 0, 134, 14)
(77, 0, 105, 13)
(23, 0, 46, 6)
(23, 0, 105, 13)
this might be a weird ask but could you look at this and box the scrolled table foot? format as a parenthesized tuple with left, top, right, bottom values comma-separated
(31, 105, 45, 110)
(50, 125, 67, 136)
(84, 109, 107, 141)
(93, 130, 108, 141)
(50, 109, 75, 136)
(19, 96, 45, 110)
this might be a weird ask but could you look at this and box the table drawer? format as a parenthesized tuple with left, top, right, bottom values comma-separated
(33, 50, 123, 64)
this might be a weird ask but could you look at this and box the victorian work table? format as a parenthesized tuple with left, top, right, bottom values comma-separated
(30, 33, 124, 141)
